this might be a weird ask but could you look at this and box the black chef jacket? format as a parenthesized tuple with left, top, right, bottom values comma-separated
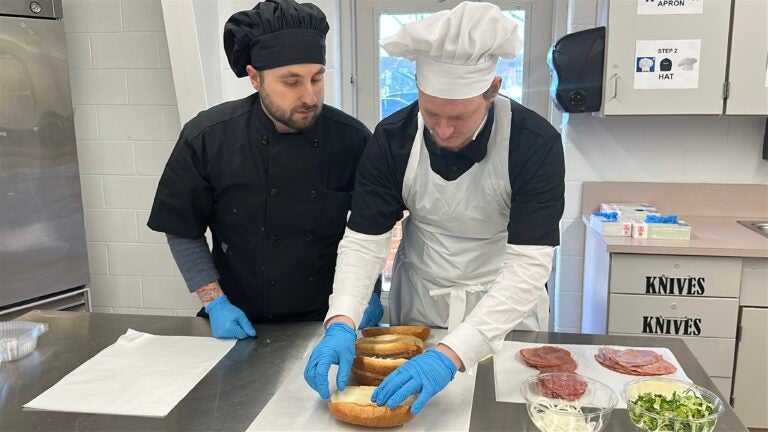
(148, 93, 371, 321)
(347, 98, 565, 247)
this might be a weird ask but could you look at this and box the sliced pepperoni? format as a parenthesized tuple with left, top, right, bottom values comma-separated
(595, 348, 636, 374)
(520, 346, 573, 367)
(626, 358, 677, 376)
(608, 348, 662, 367)
(595, 354, 636, 375)
(595, 348, 621, 368)
(595, 347, 611, 362)
(595, 347, 676, 376)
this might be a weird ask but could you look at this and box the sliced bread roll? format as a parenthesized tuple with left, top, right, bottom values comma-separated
(355, 334, 424, 359)
(329, 386, 415, 428)
(354, 355, 408, 375)
(361, 325, 431, 341)
(351, 356, 408, 386)
(351, 366, 386, 386)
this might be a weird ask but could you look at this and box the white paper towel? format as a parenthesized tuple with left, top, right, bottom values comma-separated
(247, 329, 477, 431)
(494, 341, 692, 409)
(24, 329, 236, 417)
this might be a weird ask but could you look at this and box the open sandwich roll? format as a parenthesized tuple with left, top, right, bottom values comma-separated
(352, 356, 408, 386)
(355, 334, 424, 359)
(360, 325, 431, 341)
(328, 386, 415, 428)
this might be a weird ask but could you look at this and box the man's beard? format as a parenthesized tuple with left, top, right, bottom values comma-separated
(260, 90, 322, 131)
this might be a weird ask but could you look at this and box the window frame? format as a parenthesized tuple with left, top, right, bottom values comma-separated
(351, 0, 556, 129)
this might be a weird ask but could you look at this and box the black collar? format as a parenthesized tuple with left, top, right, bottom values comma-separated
(423, 102, 495, 163)
(252, 93, 278, 133)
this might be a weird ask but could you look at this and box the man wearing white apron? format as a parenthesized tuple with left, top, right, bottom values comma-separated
(305, 2, 565, 415)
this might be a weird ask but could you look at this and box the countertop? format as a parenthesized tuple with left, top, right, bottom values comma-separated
(583, 214, 768, 258)
(0, 311, 748, 431)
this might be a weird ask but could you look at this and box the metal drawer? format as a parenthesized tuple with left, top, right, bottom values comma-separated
(608, 294, 739, 339)
(740, 258, 768, 307)
(610, 332, 735, 377)
(610, 254, 741, 298)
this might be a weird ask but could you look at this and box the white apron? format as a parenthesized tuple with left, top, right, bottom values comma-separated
(389, 97, 548, 331)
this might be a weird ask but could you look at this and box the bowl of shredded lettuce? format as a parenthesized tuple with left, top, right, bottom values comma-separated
(622, 378, 724, 432)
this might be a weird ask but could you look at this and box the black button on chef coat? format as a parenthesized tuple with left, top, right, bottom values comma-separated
(148, 92, 371, 321)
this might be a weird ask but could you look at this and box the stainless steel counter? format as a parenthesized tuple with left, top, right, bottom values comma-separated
(1, 310, 323, 432)
(471, 332, 747, 431)
(0, 311, 748, 431)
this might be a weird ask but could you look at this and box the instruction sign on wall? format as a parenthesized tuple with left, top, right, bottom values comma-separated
(634, 39, 701, 89)
(637, 0, 704, 15)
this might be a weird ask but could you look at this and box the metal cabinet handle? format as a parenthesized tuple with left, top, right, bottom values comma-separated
(610, 73, 619, 100)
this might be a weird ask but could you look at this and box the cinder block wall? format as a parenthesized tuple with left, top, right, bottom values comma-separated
(64, 0, 342, 316)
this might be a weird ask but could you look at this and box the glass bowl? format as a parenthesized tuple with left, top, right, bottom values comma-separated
(622, 377, 724, 432)
(521, 372, 618, 432)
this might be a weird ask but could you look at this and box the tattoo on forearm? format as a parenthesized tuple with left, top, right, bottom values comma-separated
(196, 282, 224, 306)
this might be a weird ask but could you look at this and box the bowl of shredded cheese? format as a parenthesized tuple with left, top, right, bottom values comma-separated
(521, 373, 618, 432)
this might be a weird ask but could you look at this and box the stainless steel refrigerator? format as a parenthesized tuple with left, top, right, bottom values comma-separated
(0, 0, 89, 314)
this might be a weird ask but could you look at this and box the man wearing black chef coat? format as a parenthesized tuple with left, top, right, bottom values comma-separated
(148, 0, 382, 339)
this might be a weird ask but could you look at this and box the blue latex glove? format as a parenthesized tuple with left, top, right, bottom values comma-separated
(645, 214, 679, 224)
(591, 211, 619, 221)
(372, 349, 457, 415)
(304, 322, 356, 399)
(204, 295, 257, 339)
(358, 292, 384, 329)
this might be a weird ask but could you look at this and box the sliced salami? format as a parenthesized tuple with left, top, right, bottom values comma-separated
(520, 346, 572, 367)
(538, 373, 588, 401)
(537, 381, 582, 401)
(537, 357, 578, 373)
(541, 373, 588, 394)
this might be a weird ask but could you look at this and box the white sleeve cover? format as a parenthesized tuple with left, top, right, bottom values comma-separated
(440, 244, 554, 370)
(324, 227, 392, 328)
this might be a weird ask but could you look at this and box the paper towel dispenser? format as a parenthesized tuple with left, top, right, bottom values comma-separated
(547, 27, 605, 113)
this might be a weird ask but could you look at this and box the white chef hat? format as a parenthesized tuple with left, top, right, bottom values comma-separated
(380, 1, 522, 100)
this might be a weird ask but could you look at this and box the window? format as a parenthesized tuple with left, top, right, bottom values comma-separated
(354, 0, 555, 128)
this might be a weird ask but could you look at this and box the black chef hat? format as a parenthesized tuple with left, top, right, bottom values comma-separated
(224, 0, 329, 77)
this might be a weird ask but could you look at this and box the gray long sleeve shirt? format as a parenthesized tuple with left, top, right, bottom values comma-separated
(166, 234, 219, 293)
(166, 234, 382, 295)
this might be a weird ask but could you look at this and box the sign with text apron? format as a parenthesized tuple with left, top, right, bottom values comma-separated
(388, 97, 548, 331)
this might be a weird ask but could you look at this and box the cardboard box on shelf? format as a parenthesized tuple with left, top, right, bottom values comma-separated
(631, 220, 692, 240)
(590, 213, 633, 237)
